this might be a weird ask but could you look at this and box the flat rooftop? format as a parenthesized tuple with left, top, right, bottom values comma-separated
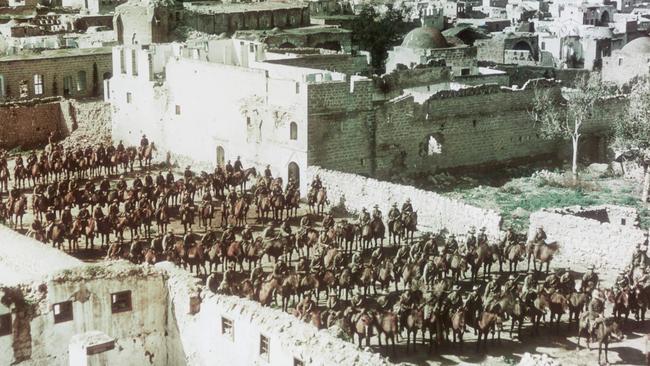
(0, 46, 112, 62)
(183, 1, 307, 14)
(0, 225, 84, 286)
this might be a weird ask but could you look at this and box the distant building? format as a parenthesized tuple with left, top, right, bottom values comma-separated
(602, 36, 650, 85)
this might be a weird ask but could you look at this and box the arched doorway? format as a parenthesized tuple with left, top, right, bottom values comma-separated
(116, 15, 124, 44)
(288, 162, 300, 187)
(314, 41, 341, 51)
(216, 146, 225, 167)
(600, 11, 609, 25)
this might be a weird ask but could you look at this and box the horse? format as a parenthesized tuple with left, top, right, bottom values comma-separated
(404, 307, 425, 352)
(607, 288, 631, 324)
(402, 211, 418, 242)
(233, 197, 249, 227)
(388, 218, 403, 245)
(271, 193, 285, 222)
(256, 193, 271, 221)
(180, 205, 195, 233)
(285, 189, 300, 218)
(199, 202, 213, 229)
(506, 243, 526, 273)
(228, 167, 257, 192)
(577, 316, 624, 364)
(138, 143, 157, 168)
(374, 311, 399, 355)
(538, 290, 568, 333)
(349, 310, 375, 348)
(155, 204, 170, 233)
(475, 311, 501, 352)
(49, 222, 67, 250)
(527, 241, 559, 273)
(336, 221, 356, 253)
(370, 218, 385, 247)
(0, 165, 9, 193)
(9, 196, 27, 229)
(567, 291, 589, 330)
(315, 188, 328, 215)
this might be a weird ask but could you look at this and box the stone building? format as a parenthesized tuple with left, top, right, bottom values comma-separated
(0, 47, 112, 100)
(476, 31, 540, 65)
(385, 25, 479, 76)
(113, 0, 181, 46)
(602, 36, 650, 85)
(109, 39, 372, 194)
(63, 0, 127, 15)
(234, 25, 352, 53)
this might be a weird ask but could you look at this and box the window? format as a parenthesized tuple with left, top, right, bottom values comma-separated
(290, 122, 297, 140)
(249, 44, 255, 52)
(0, 74, 5, 97)
(0, 314, 11, 336)
(76, 71, 86, 92)
(126, 92, 132, 104)
(175, 105, 181, 115)
(621, 218, 626, 225)
(259, 334, 270, 361)
(618, 57, 623, 66)
(461, 68, 470, 76)
(63, 76, 73, 96)
(33, 74, 44, 95)
(295, 82, 300, 94)
(294, 358, 304, 366)
(541, 41, 546, 50)
(53, 301, 73, 323)
(221, 317, 234, 340)
(110, 291, 132, 313)
(120, 49, 126, 74)
(131, 49, 138, 76)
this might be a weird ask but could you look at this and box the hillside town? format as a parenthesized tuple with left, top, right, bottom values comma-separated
(1, 0, 650, 364)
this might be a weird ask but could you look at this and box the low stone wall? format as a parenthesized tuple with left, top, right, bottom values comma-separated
(158, 262, 393, 366)
(307, 166, 503, 240)
(527, 205, 645, 272)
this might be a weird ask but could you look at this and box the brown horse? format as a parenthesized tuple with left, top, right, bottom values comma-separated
(336, 221, 356, 253)
(527, 241, 559, 273)
(375, 311, 399, 355)
(233, 197, 249, 227)
(9, 195, 27, 229)
(271, 193, 285, 222)
(138, 143, 157, 168)
(401, 211, 418, 242)
(0, 165, 9, 193)
(258, 277, 281, 306)
(476, 311, 501, 352)
(506, 243, 526, 273)
(49, 222, 66, 250)
(577, 316, 624, 364)
(404, 307, 425, 352)
(225, 241, 244, 271)
(285, 189, 300, 218)
(567, 291, 589, 329)
(228, 167, 256, 192)
(199, 202, 213, 228)
(349, 310, 375, 348)
(539, 290, 568, 333)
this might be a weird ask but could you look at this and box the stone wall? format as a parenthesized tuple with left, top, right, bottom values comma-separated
(307, 166, 503, 240)
(527, 205, 645, 272)
(158, 262, 393, 366)
(0, 98, 65, 150)
(264, 53, 369, 76)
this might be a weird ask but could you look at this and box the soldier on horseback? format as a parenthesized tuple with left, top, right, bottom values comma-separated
(44, 206, 56, 240)
(532, 226, 547, 245)
(503, 274, 518, 295)
(280, 219, 292, 238)
(614, 270, 630, 294)
(78, 203, 90, 228)
(447, 284, 463, 311)
(559, 270, 575, 294)
(581, 265, 599, 293)
(99, 176, 110, 193)
(241, 224, 253, 242)
(483, 275, 500, 309)
(155, 171, 165, 187)
(225, 160, 234, 175)
(227, 189, 238, 207)
(544, 268, 560, 292)
(272, 259, 289, 279)
(183, 229, 196, 250)
(261, 222, 275, 240)
(587, 294, 605, 337)
(296, 292, 316, 321)
(322, 210, 335, 231)
(117, 175, 127, 191)
(218, 263, 237, 295)
(358, 208, 370, 226)
(445, 233, 458, 254)
(140, 134, 149, 149)
(250, 264, 265, 288)
(221, 225, 236, 244)
(388, 202, 400, 224)
(201, 188, 212, 204)
(311, 175, 322, 190)
(133, 174, 143, 191)
(402, 198, 413, 214)
(477, 227, 488, 246)
(166, 169, 175, 186)
(632, 242, 649, 269)
(234, 156, 243, 172)
(371, 204, 382, 223)
(465, 227, 477, 253)
(163, 229, 176, 251)
(93, 204, 104, 221)
(62, 206, 73, 230)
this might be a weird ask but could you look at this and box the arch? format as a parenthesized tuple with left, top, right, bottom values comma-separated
(290, 122, 298, 140)
(76, 70, 87, 92)
(278, 42, 296, 49)
(288, 162, 300, 187)
(115, 15, 124, 44)
(512, 41, 532, 52)
(314, 41, 341, 51)
(216, 146, 225, 167)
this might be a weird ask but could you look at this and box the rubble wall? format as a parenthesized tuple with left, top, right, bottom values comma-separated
(527, 206, 645, 271)
(157, 262, 393, 366)
(306, 166, 503, 240)
(0, 98, 65, 150)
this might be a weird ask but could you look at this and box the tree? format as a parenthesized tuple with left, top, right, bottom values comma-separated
(351, 5, 413, 75)
(531, 74, 607, 181)
(612, 77, 650, 202)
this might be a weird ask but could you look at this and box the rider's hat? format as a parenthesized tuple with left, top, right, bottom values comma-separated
(480, 227, 486, 232)
(392, 202, 398, 207)
(373, 204, 379, 208)
(406, 198, 411, 203)
(468, 226, 476, 234)
(588, 264, 596, 270)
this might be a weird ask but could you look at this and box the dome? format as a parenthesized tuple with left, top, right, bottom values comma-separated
(622, 37, 650, 55)
(401, 26, 448, 49)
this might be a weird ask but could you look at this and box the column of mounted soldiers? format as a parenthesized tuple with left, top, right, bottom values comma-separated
(0, 135, 649, 358)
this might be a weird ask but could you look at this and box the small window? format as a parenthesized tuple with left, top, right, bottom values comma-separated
(63, 75, 73, 96)
(33, 74, 44, 95)
(618, 57, 623, 66)
(221, 317, 234, 340)
(294, 358, 304, 366)
(259, 334, 270, 361)
(0, 74, 5, 97)
(111, 291, 132, 313)
(76, 71, 86, 92)
(290, 122, 297, 140)
(541, 41, 546, 50)
(461, 68, 470, 76)
(126, 92, 132, 104)
(175, 105, 181, 115)
(249, 44, 255, 52)
(0, 314, 10, 336)
(295, 83, 300, 94)
(621, 218, 626, 225)
(246, 116, 251, 126)
(131, 49, 138, 76)
(472, 120, 477, 128)
(120, 49, 126, 74)
(53, 301, 73, 323)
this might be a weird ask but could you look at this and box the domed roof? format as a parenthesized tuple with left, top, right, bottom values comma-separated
(401, 26, 448, 49)
(622, 37, 650, 55)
